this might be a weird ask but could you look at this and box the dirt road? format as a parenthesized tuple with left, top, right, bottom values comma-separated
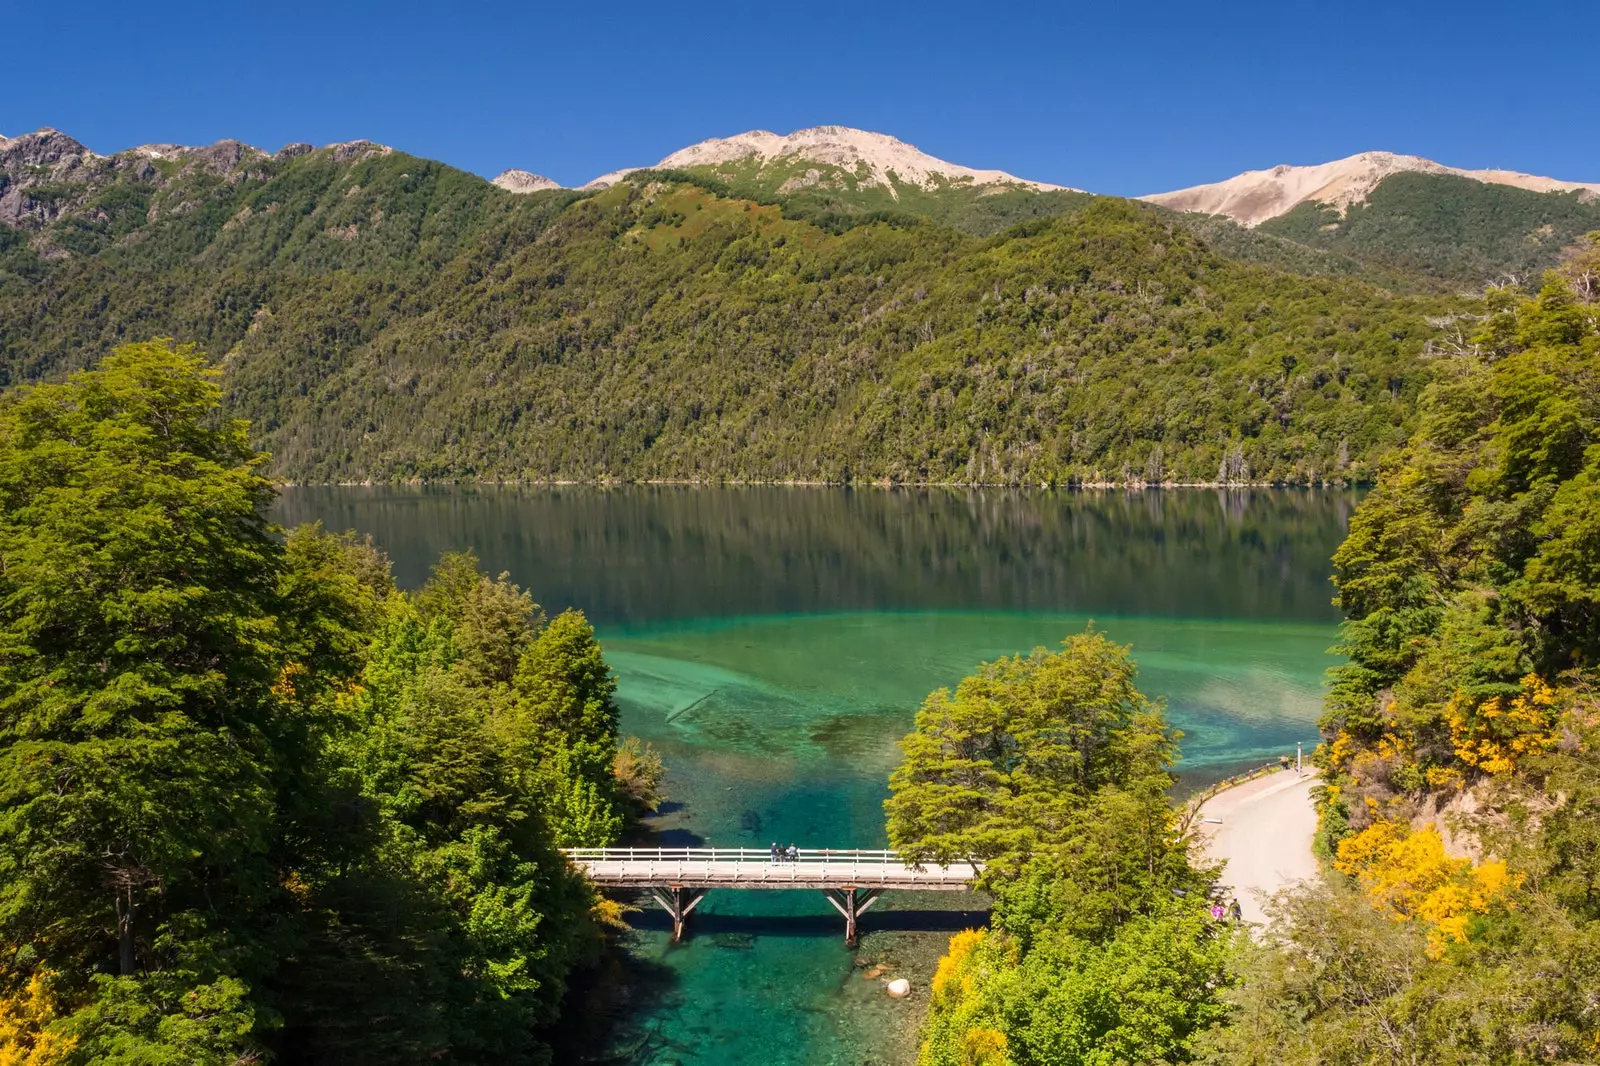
(1194, 769, 1320, 924)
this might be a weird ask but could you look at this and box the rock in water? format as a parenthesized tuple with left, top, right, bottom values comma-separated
(886, 978, 910, 998)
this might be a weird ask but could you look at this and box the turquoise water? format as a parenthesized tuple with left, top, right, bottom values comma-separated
(271, 486, 1349, 1065)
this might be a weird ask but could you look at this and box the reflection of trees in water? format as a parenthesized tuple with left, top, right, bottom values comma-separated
(274, 486, 1356, 625)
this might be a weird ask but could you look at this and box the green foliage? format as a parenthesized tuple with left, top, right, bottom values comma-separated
(886, 630, 1178, 877)
(0, 343, 637, 1063)
(1322, 270, 1600, 786)
(0, 341, 287, 1026)
(0, 147, 1456, 486)
(1260, 172, 1600, 288)
(1200, 879, 1600, 1065)
(893, 630, 1226, 1065)
(1003, 909, 1232, 1066)
(1222, 264, 1600, 1065)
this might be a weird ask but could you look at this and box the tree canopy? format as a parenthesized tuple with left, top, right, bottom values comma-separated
(0, 342, 651, 1064)
(1204, 267, 1600, 1064)
(888, 631, 1226, 1066)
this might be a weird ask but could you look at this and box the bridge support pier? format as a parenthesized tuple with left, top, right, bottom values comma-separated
(824, 887, 883, 948)
(649, 886, 707, 941)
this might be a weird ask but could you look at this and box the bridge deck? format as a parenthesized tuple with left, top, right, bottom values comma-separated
(562, 847, 978, 890)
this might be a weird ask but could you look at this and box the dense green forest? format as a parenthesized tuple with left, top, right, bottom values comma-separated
(894, 261, 1600, 1063)
(1259, 172, 1600, 288)
(6, 133, 1599, 487)
(0, 343, 662, 1064)
(1, 137, 1459, 485)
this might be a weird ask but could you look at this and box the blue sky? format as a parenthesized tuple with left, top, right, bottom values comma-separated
(7, 0, 1595, 196)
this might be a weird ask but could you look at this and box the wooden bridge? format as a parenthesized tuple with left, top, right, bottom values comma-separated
(562, 847, 981, 946)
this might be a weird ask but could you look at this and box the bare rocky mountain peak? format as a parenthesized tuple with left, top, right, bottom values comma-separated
(491, 169, 562, 193)
(619, 124, 1072, 193)
(1, 127, 393, 171)
(0, 127, 100, 167)
(0, 127, 390, 233)
(579, 168, 638, 191)
(128, 143, 194, 161)
(325, 140, 394, 164)
(1143, 151, 1600, 226)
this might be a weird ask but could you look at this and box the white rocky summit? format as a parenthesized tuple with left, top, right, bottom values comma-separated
(491, 169, 561, 193)
(580, 125, 1073, 192)
(1143, 151, 1600, 226)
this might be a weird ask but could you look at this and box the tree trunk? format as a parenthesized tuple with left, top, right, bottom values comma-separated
(116, 886, 136, 975)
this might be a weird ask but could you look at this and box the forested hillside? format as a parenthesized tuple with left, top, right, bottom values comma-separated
(1258, 171, 1600, 288)
(0, 133, 1454, 485)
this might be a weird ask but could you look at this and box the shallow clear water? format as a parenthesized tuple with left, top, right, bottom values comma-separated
(271, 486, 1351, 1065)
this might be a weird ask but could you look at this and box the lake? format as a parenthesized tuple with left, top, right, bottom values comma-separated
(271, 485, 1353, 1065)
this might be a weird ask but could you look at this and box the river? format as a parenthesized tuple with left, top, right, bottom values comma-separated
(271, 485, 1352, 1066)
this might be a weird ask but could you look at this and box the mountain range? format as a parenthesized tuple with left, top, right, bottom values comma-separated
(486, 127, 1599, 230)
(1, 123, 1595, 485)
(12, 122, 1592, 225)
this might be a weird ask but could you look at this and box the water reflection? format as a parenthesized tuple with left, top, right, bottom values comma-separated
(272, 485, 1353, 625)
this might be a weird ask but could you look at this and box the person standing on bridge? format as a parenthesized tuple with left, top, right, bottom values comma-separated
(787, 843, 798, 862)
(770, 841, 780, 865)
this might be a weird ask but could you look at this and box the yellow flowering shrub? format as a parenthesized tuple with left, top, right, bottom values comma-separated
(1325, 731, 1356, 771)
(1424, 765, 1465, 790)
(1375, 732, 1410, 760)
(1447, 674, 1560, 775)
(922, 930, 1017, 1066)
(0, 973, 76, 1066)
(591, 896, 633, 929)
(963, 1028, 1009, 1066)
(1334, 822, 1521, 957)
(270, 660, 309, 703)
(930, 928, 988, 1007)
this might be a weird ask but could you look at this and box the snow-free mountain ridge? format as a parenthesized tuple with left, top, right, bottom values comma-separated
(1143, 151, 1600, 226)
(7, 126, 1598, 226)
(559, 125, 1073, 193)
(490, 169, 560, 193)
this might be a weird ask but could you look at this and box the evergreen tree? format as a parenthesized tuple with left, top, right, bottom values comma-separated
(0, 341, 284, 1060)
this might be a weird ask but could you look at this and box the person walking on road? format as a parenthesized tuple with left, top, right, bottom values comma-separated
(1228, 898, 1243, 923)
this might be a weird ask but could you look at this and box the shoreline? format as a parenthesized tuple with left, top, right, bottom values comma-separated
(277, 477, 1369, 490)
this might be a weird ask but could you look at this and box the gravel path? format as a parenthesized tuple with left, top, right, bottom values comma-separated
(1195, 769, 1321, 924)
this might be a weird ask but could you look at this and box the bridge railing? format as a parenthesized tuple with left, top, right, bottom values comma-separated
(561, 847, 908, 865)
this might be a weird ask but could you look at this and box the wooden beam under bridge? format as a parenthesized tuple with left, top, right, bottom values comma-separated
(822, 887, 884, 948)
(647, 886, 708, 941)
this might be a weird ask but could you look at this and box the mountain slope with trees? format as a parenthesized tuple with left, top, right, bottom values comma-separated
(0, 134, 1457, 485)
(1257, 171, 1600, 288)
